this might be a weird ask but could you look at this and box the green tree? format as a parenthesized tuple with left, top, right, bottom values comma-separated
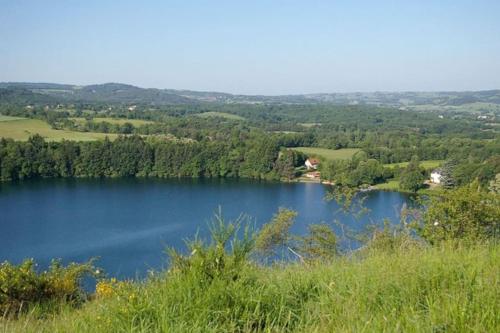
(399, 156, 425, 192)
(254, 208, 297, 259)
(295, 223, 337, 261)
(274, 150, 296, 180)
(419, 182, 500, 243)
(440, 159, 458, 189)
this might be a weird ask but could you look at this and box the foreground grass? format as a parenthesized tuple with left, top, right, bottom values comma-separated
(291, 147, 361, 161)
(2, 243, 498, 332)
(0, 118, 118, 141)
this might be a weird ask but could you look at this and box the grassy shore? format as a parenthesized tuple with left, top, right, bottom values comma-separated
(374, 179, 400, 190)
(2, 243, 498, 332)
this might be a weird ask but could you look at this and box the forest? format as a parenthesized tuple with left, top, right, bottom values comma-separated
(0, 86, 499, 192)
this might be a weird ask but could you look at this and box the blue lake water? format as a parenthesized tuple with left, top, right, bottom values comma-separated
(0, 178, 412, 279)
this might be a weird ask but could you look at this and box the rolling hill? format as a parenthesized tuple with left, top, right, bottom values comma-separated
(1, 82, 499, 113)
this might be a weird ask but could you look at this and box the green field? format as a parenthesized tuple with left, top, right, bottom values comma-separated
(291, 147, 361, 160)
(0, 118, 117, 141)
(0, 115, 27, 122)
(70, 117, 154, 126)
(298, 122, 322, 127)
(384, 160, 444, 169)
(195, 111, 245, 120)
(374, 179, 400, 190)
(411, 102, 500, 113)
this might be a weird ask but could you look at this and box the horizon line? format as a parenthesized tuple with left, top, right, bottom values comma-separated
(2, 81, 500, 97)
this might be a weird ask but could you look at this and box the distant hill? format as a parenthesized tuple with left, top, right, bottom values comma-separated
(0, 82, 194, 105)
(0, 87, 58, 105)
(1, 82, 499, 111)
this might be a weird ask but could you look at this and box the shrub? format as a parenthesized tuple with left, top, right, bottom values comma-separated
(419, 182, 500, 243)
(167, 209, 255, 284)
(0, 259, 98, 316)
(294, 223, 338, 261)
(254, 208, 297, 260)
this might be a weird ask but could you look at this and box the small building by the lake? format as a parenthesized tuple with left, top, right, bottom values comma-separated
(430, 169, 442, 184)
(305, 158, 320, 170)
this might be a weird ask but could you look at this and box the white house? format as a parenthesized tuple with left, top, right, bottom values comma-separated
(430, 169, 442, 184)
(305, 158, 319, 170)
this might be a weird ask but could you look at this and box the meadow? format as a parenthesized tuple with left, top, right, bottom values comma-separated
(0, 117, 117, 141)
(1, 243, 497, 332)
(291, 147, 361, 161)
(69, 117, 154, 126)
(0, 115, 26, 122)
(383, 160, 444, 169)
(194, 111, 246, 120)
(373, 179, 400, 190)
(411, 102, 500, 113)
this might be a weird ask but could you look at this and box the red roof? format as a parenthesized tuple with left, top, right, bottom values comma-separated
(308, 158, 320, 165)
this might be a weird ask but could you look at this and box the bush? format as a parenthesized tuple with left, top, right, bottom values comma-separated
(167, 209, 255, 284)
(419, 182, 500, 243)
(0, 259, 98, 316)
(254, 208, 297, 260)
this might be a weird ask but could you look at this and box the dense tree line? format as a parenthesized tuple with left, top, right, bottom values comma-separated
(0, 135, 307, 182)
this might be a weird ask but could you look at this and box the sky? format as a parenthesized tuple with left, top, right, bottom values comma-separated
(1, 0, 500, 95)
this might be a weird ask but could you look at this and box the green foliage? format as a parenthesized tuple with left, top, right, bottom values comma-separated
(0, 259, 98, 317)
(254, 208, 297, 259)
(360, 219, 422, 254)
(0, 135, 283, 181)
(321, 155, 389, 187)
(294, 223, 337, 261)
(440, 159, 459, 189)
(167, 209, 255, 284)
(490, 173, 500, 193)
(274, 149, 305, 180)
(419, 182, 500, 243)
(399, 156, 425, 192)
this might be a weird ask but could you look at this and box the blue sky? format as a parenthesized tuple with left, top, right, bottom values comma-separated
(1, 0, 499, 94)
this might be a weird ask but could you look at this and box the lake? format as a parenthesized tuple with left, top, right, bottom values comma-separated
(0, 178, 412, 279)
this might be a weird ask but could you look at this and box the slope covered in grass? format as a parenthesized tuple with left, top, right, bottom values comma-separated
(0, 118, 118, 141)
(2, 243, 498, 332)
(383, 160, 444, 169)
(290, 147, 361, 161)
